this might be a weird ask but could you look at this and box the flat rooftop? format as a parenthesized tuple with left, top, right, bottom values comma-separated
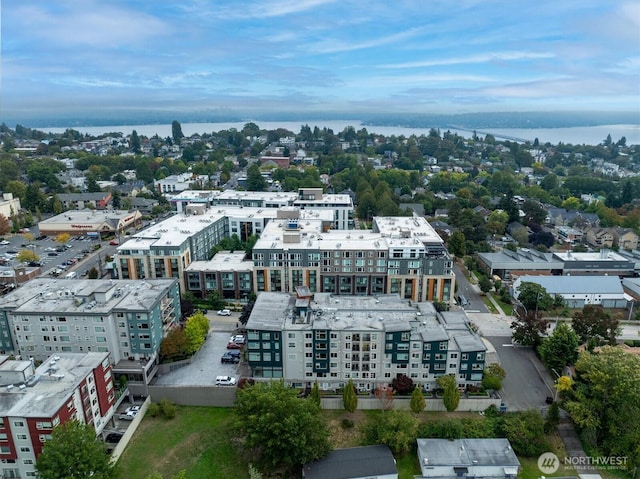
(186, 251, 254, 272)
(39, 209, 135, 225)
(0, 352, 109, 418)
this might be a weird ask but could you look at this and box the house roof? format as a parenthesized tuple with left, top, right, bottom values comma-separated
(303, 445, 397, 479)
(417, 438, 520, 468)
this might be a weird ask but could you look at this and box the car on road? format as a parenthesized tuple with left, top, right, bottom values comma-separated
(221, 351, 241, 364)
(217, 309, 231, 316)
(215, 375, 237, 386)
(81, 269, 89, 277)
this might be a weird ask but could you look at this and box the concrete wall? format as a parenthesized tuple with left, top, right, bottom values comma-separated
(147, 385, 501, 412)
(157, 358, 192, 375)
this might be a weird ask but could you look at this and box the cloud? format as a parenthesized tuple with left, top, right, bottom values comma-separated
(380, 52, 556, 69)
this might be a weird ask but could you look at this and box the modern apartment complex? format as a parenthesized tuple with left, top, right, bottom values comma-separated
(245, 291, 486, 392)
(169, 187, 353, 230)
(251, 213, 455, 302)
(0, 352, 116, 479)
(0, 278, 180, 395)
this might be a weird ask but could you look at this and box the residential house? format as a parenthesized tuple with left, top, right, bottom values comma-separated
(585, 227, 614, 249)
(303, 445, 397, 479)
(546, 208, 599, 228)
(57, 192, 112, 210)
(611, 227, 639, 251)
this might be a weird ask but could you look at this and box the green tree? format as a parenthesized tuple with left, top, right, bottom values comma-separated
(86, 177, 102, 193)
(517, 281, 553, 315)
(183, 311, 209, 354)
(171, 120, 184, 143)
(572, 305, 620, 345)
(234, 380, 331, 475)
(159, 328, 189, 361)
(565, 346, 640, 467)
(36, 420, 119, 479)
(498, 410, 548, 457)
(363, 410, 418, 456)
(410, 386, 426, 413)
(482, 363, 506, 391)
(538, 323, 579, 372)
(447, 230, 466, 257)
(309, 380, 321, 409)
(246, 163, 267, 191)
(478, 275, 492, 294)
(88, 267, 99, 279)
(342, 379, 358, 413)
(130, 130, 141, 153)
(437, 374, 460, 412)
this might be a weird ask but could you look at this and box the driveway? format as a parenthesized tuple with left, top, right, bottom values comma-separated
(153, 313, 242, 386)
(485, 336, 553, 411)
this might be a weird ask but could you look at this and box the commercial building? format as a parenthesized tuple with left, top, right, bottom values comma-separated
(0, 352, 116, 479)
(512, 275, 628, 309)
(0, 278, 180, 395)
(0, 193, 20, 220)
(37, 209, 142, 238)
(245, 291, 485, 392)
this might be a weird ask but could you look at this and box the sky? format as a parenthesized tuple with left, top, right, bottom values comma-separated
(1, 0, 639, 123)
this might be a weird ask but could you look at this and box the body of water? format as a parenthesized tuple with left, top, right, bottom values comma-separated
(44, 121, 640, 147)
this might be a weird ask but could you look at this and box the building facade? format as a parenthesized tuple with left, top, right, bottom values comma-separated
(0, 278, 180, 395)
(37, 209, 142, 238)
(0, 352, 116, 479)
(252, 214, 455, 303)
(245, 291, 485, 392)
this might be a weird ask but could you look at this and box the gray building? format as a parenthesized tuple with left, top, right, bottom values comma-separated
(416, 438, 520, 479)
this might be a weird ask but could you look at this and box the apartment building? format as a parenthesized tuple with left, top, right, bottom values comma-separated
(169, 188, 353, 230)
(154, 172, 209, 194)
(0, 278, 180, 395)
(116, 205, 333, 291)
(245, 291, 486, 392)
(185, 252, 255, 301)
(0, 352, 115, 479)
(252, 214, 455, 303)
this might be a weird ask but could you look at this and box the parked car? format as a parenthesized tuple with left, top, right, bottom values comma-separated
(0, 240, 10, 245)
(6, 250, 18, 255)
(215, 375, 237, 386)
(217, 309, 231, 316)
(221, 351, 241, 364)
(230, 334, 246, 345)
(28, 261, 41, 267)
(36, 235, 47, 240)
(119, 410, 138, 421)
(226, 341, 242, 350)
(125, 405, 141, 414)
(109, 240, 119, 245)
(47, 252, 58, 256)
(104, 433, 123, 443)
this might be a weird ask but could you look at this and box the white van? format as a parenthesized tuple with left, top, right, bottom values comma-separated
(65, 271, 77, 279)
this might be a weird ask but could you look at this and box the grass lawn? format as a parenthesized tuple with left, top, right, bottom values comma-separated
(117, 406, 248, 479)
(483, 297, 498, 313)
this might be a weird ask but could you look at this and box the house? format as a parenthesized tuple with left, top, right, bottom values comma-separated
(57, 192, 112, 210)
(546, 208, 599, 228)
(610, 227, 639, 251)
(585, 227, 614, 249)
(430, 220, 454, 238)
(416, 438, 520, 479)
(434, 208, 449, 219)
(303, 445, 397, 479)
(260, 155, 290, 168)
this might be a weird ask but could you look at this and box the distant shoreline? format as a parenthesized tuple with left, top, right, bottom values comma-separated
(40, 121, 640, 146)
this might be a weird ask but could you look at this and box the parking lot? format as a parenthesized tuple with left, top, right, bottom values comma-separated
(153, 312, 244, 387)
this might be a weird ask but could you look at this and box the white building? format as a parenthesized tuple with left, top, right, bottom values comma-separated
(0, 193, 20, 220)
(154, 172, 209, 194)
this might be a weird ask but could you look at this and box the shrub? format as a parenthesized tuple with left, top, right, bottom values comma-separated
(147, 403, 161, 418)
(160, 398, 176, 419)
(341, 418, 354, 429)
(392, 374, 414, 395)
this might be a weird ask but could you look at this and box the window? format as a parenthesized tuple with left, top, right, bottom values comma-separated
(20, 447, 30, 452)
(13, 421, 24, 427)
(0, 434, 6, 441)
(0, 446, 10, 454)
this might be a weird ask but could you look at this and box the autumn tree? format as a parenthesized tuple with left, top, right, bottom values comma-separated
(16, 249, 40, 263)
(0, 214, 10, 235)
(538, 323, 580, 372)
(159, 328, 189, 361)
(392, 374, 414, 395)
(437, 374, 460, 412)
(510, 311, 548, 348)
(342, 379, 358, 413)
(410, 386, 426, 414)
(572, 305, 620, 346)
(36, 421, 119, 479)
(55, 232, 71, 247)
(375, 384, 394, 411)
(234, 380, 331, 475)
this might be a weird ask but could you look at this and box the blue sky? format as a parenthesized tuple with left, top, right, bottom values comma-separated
(1, 0, 639, 122)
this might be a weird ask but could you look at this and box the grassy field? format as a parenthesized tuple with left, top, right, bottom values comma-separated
(117, 407, 248, 479)
(117, 407, 580, 479)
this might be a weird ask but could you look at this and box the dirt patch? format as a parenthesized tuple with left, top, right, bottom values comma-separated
(325, 411, 368, 449)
